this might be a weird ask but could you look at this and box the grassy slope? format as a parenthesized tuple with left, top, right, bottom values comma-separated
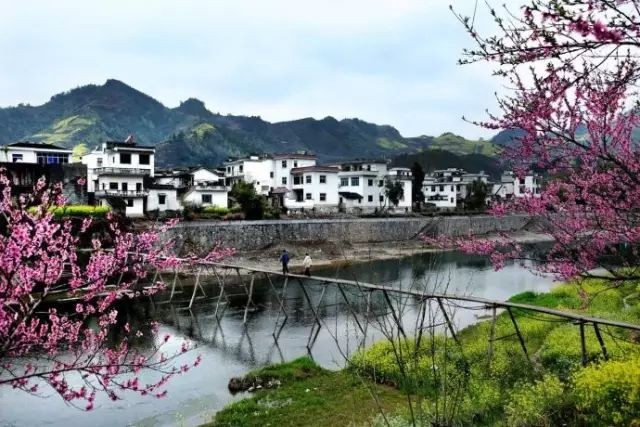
(209, 357, 407, 427)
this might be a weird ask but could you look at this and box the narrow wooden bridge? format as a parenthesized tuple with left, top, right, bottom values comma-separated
(149, 258, 640, 367)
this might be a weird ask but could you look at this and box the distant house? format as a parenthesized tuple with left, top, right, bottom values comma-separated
(0, 141, 72, 165)
(82, 139, 155, 217)
(492, 171, 541, 200)
(336, 160, 412, 213)
(422, 168, 490, 210)
(154, 166, 229, 209)
(286, 165, 340, 211)
(0, 142, 76, 196)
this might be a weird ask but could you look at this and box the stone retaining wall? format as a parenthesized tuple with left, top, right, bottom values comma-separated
(164, 215, 535, 251)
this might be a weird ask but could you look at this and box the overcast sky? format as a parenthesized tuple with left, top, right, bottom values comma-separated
(0, 0, 502, 138)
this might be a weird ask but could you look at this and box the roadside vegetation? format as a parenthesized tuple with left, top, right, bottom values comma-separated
(209, 279, 640, 426)
(28, 204, 111, 219)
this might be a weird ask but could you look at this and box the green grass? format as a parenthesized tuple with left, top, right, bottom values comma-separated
(31, 114, 101, 146)
(377, 137, 408, 150)
(429, 132, 500, 157)
(208, 357, 407, 427)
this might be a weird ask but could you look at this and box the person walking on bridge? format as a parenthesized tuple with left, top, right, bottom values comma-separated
(279, 249, 290, 275)
(303, 253, 312, 276)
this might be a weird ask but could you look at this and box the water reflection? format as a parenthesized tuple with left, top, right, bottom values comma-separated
(0, 249, 555, 427)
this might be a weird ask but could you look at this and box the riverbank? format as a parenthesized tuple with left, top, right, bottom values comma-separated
(223, 230, 551, 274)
(206, 279, 640, 426)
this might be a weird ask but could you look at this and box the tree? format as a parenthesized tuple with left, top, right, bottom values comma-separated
(384, 180, 404, 208)
(410, 162, 425, 210)
(441, 1, 640, 285)
(0, 173, 233, 409)
(230, 181, 265, 220)
(464, 179, 488, 211)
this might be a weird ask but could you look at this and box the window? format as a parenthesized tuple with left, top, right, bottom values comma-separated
(378, 180, 384, 187)
(431, 186, 436, 192)
(358, 198, 361, 204)
(158, 194, 166, 205)
(139, 154, 150, 165)
(456, 185, 461, 191)
(294, 161, 298, 168)
(306, 193, 312, 200)
(351, 177, 359, 186)
(340, 177, 348, 187)
(97, 158, 103, 167)
(109, 182, 118, 190)
(368, 195, 373, 202)
(379, 195, 384, 202)
(270, 171, 274, 178)
(36, 152, 69, 165)
(239, 165, 243, 173)
(319, 193, 326, 201)
(120, 153, 131, 164)
(450, 185, 454, 191)
(122, 182, 128, 192)
(368, 179, 373, 187)
(319, 175, 326, 184)
(282, 177, 287, 185)
(202, 194, 212, 204)
(282, 160, 287, 168)
(305, 175, 312, 184)
(439, 185, 444, 191)
(227, 167, 230, 173)
(136, 183, 142, 191)
(127, 199, 134, 207)
(11, 154, 23, 162)
(293, 175, 302, 185)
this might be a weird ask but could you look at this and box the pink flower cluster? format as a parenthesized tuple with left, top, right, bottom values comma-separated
(0, 172, 233, 408)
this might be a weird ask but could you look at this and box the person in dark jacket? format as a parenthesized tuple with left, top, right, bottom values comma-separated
(279, 249, 290, 275)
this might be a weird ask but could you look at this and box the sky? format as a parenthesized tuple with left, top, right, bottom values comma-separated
(0, 0, 502, 139)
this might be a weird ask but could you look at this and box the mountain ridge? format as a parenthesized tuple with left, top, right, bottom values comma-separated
(0, 79, 504, 167)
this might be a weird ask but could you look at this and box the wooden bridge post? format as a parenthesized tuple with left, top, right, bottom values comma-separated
(437, 297, 459, 345)
(297, 278, 324, 350)
(488, 304, 497, 366)
(188, 266, 202, 309)
(579, 321, 588, 367)
(243, 273, 256, 325)
(507, 307, 531, 364)
(593, 322, 609, 361)
(383, 290, 406, 339)
(337, 283, 365, 335)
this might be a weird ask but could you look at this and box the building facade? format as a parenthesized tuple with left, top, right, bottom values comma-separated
(82, 140, 155, 217)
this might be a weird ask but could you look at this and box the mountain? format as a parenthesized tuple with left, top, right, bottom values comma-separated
(409, 132, 500, 156)
(0, 79, 500, 167)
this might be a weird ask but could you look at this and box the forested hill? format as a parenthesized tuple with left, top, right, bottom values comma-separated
(0, 79, 507, 167)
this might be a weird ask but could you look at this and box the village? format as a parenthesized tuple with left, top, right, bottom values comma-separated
(0, 137, 541, 218)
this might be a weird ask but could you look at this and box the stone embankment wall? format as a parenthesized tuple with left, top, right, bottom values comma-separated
(164, 215, 535, 252)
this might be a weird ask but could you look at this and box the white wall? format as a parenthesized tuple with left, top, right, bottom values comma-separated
(148, 189, 182, 211)
(285, 171, 339, 210)
(192, 168, 223, 183)
(183, 188, 228, 208)
(423, 181, 457, 209)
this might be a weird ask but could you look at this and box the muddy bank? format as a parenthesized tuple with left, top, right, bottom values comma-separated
(229, 231, 550, 274)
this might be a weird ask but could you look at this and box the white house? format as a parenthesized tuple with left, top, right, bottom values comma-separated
(147, 185, 181, 212)
(337, 160, 391, 213)
(224, 155, 274, 195)
(285, 165, 340, 211)
(387, 167, 413, 211)
(422, 168, 490, 210)
(0, 141, 72, 165)
(182, 183, 229, 208)
(492, 171, 541, 199)
(82, 138, 155, 217)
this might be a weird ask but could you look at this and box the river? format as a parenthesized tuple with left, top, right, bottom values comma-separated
(0, 249, 555, 427)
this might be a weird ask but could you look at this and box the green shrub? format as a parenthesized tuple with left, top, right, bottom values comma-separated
(202, 206, 229, 215)
(505, 374, 571, 426)
(573, 357, 640, 425)
(29, 205, 111, 219)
